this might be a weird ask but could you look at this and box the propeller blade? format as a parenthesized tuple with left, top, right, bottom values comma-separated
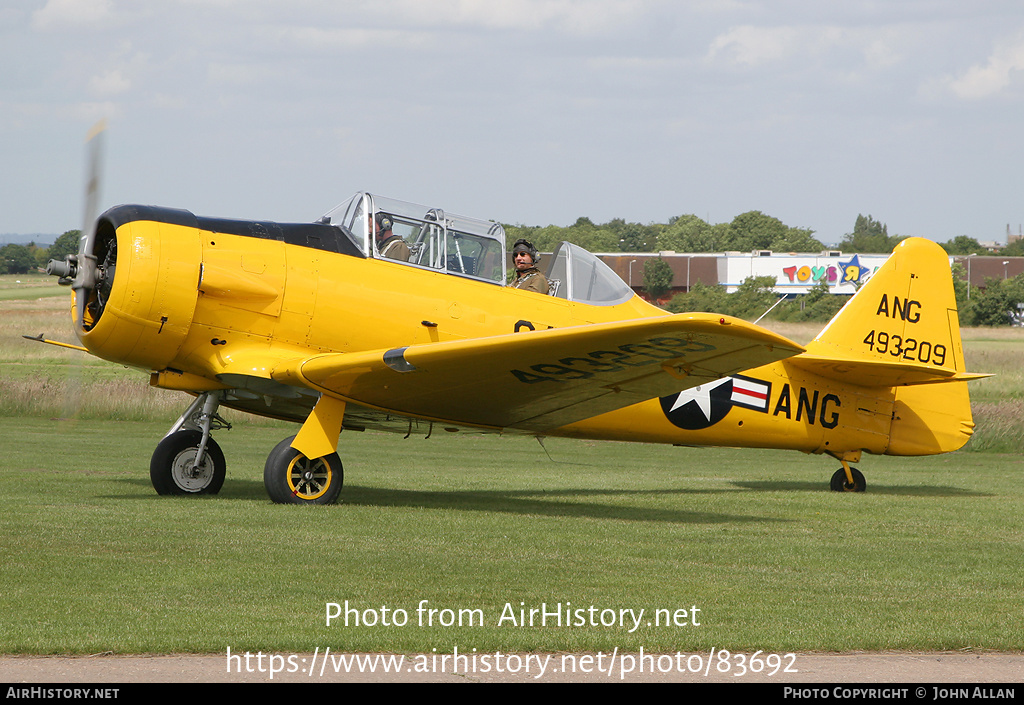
(73, 119, 106, 333)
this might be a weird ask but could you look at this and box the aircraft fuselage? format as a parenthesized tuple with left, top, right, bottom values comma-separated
(77, 206, 971, 466)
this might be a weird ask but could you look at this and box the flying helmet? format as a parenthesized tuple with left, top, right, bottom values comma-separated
(512, 238, 540, 265)
(374, 212, 394, 234)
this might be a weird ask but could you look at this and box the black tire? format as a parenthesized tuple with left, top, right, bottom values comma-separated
(264, 435, 343, 505)
(830, 466, 866, 492)
(150, 430, 226, 495)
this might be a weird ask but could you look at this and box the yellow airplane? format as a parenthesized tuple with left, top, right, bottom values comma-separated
(39, 136, 984, 503)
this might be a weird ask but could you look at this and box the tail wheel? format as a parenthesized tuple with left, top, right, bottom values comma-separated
(830, 466, 866, 492)
(150, 430, 226, 495)
(264, 435, 343, 505)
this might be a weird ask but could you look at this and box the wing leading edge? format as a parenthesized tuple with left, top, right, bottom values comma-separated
(271, 314, 804, 432)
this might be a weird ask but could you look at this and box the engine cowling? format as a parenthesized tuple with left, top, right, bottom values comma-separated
(71, 205, 202, 371)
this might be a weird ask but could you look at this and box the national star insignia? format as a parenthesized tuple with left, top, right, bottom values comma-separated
(668, 377, 732, 421)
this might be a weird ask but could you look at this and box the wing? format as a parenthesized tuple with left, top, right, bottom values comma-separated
(271, 314, 804, 432)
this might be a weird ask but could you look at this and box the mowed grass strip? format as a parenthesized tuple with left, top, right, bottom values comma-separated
(0, 273, 65, 303)
(0, 418, 1021, 655)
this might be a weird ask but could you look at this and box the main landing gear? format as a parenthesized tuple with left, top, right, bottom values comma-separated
(263, 435, 343, 505)
(150, 392, 345, 504)
(830, 459, 866, 492)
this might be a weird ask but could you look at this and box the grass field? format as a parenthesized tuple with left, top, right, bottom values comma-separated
(1, 419, 1022, 655)
(1, 281, 1022, 655)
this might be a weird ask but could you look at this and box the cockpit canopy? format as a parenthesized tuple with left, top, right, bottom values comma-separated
(322, 192, 507, 285)
(320, 192, 635, 306)
(545, 241, 634, 306)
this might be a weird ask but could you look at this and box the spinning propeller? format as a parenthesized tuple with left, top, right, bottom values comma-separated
(46, 120, 111, 334)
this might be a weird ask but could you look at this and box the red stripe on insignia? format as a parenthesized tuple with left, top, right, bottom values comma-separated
(734, 388, 767, 401)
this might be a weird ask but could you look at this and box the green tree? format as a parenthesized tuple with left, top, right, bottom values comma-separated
(960, 274, 1024, 326)
(605, 218, 659, 252)
(769, 227, 824, 253)
(561, 217, 619, 252)
(49, 229, 81, 262)
(516, 218, 621, 253)
(504, 224, 562, 253)
(642, 257, 674, 300)
(951, 263, 970, 312)
(940, 235, 984, 256)
(839, 215, 903, 253)
(33, 244, 51, 268)
(1000, 238, 1024, 256)
(723, 211, 824, 252)
(667, 277, 853, 323)
(665, 281, 729, 314)
(774, 280, 851, 323)
(658, 214, 717, 252)
(725, 211, 788, 251)
(726, 275, 779, 319)
(0, 244, 36, 274)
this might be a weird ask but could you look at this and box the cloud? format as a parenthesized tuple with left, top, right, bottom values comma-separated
(706, 25, 805, 67)
(31, 0, 114, 30)
(89, 68, 131, 95)
(705, 24, 906, 72)
(262, 25, 434, 52)
(66, 100, 121, 122)
(376, 0, 647, 35)
(943, 33, 1024, 100)
(187, 0, 651, 39)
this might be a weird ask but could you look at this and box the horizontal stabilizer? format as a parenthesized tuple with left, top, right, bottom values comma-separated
(790, 353, 991, 388)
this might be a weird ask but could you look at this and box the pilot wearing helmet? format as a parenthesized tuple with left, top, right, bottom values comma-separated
(374, 212, 411, 262)
(507, 239, 549, 294)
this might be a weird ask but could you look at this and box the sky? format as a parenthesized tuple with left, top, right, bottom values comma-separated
(2, 0, 1024, 246)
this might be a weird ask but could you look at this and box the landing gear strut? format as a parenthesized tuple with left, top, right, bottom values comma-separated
(151, 392, 231, 495)
(151, 430, 225, 494)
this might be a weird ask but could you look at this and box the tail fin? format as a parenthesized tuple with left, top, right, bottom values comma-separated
(795, 237, 984, 386)
(793, 237, 983, 454)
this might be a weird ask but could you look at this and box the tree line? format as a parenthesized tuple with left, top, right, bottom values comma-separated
(0, 230, 79, 275)
(505, 210, 824, 255)
(664, 277, 851, 325)
(506, 212, 1010, 258)
(663, 272, 1024, 327)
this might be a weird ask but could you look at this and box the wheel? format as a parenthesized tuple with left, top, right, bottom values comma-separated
(264, 435, 343, 505)
(150, 430, 226, 495)
(830, 466, 866, 492)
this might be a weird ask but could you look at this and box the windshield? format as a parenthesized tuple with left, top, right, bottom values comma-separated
(320, 193, 371, 255)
